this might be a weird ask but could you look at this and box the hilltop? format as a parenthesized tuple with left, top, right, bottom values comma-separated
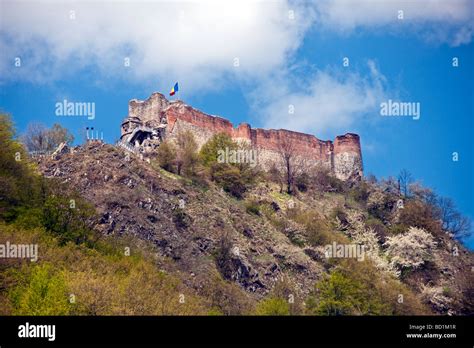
(1, 112, 472, 316)
(31, 140, 472, 315)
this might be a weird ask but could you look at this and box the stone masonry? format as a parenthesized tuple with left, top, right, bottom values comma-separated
(119, 92, 363, 181)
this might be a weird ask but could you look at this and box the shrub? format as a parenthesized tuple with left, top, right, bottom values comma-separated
(348, 181, 370, 203)
(367, 190, 396, 222)
(175, 130, 199, 176)
(201, 274, 254, 315)
(10, 264, 71, 315)
(365, 217, 388, 241)
(255, 297, 290, 315)
(306, 259, 428, 315)
(156, 140, 177, 172)
(211, 163, 247, 199)
(214, 233, 234, 280)
(245, 200, 260, 216)
(295, 172, 310, 192)
(388, 223, 407, 235)
(398, 200, 443, 236)
(199, 133, 237, 167)
(307, 270, 365, 315)
(312, 168, 345, 192)
(0, 114, 43, 221)
(172, 208, 190, 230)
(41, 194, 96, 245)
(289, 209, 345, 246)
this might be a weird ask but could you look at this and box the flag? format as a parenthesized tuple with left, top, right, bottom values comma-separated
(169, 82, 179, 96)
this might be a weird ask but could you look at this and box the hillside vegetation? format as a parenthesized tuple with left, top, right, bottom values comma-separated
(1, 115, 472, 315)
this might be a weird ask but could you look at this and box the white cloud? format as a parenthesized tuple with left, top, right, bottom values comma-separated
(248, 60, 389, 138)
(0, 0, 314, 88)
(314, 0, 473, 46)
(0, 0, 470, 138)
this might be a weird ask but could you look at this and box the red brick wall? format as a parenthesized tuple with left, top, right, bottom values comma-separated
(164, 104, 341, 163)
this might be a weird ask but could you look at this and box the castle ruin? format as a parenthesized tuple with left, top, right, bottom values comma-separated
(119, 92, 363, 181)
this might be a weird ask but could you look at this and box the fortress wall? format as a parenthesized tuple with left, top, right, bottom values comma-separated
(121, 93, 363, 180)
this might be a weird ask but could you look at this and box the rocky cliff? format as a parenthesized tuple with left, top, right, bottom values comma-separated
(120, 92, 363, 181)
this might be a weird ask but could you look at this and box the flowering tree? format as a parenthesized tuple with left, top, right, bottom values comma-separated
(385, 227, 437, 270)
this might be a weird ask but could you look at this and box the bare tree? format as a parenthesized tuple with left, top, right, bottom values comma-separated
(22, 122, 49, 152)
(398, 169, 414, 197)
(277, 133, 306, 195)
(437, 196, 472, 238)
(22, 122, 74, 152)
(175, 130, 198, 176)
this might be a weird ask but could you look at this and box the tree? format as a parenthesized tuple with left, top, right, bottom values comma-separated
(22, 122, 74, 153)
(199, 133, 237, 167)
(385, 227, 437, 270)
(308, 270, 363, 315)
(276, 133, 306, 194)
(268, 163, 284, 192)
(436, 197, 471, 239)
(156, 140, 177, 172)
(0, 114, 43, 219)
(48, 123, 74, 148)
(398, 169, 413, 197)
(10, 264, 70, 315)
(175, 131, 198, 176)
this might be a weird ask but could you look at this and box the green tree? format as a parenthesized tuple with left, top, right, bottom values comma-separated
(41, 193, 96, 245)
(199, 133, 237, 167)
(10, 264, 70, 315)
(308, 270, 362, 315)
(0, 114, 43, 221)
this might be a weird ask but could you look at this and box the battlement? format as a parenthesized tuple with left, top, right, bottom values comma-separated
(120, 93, 363, 180)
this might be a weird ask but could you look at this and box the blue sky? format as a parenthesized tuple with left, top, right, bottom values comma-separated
(0, 0, 473, 247)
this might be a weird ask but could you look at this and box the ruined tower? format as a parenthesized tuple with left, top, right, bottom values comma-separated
(119, 92, 363, 181)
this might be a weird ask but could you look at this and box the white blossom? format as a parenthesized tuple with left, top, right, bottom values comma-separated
(385, 227, 437, 270)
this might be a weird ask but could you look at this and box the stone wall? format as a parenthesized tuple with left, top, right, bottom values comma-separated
(120, 92, 363, 181)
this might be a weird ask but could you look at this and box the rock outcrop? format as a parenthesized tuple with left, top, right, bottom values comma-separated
(120, 92, 363, 181)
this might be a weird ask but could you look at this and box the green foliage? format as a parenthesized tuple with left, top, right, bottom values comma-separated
(41, 194, 96, 245)
(255, 297, 290, 315)
(201, 273, 254, 315)
(211, 163, 249, 199)
(307, 270, 364, 315)
(10, 264, 71, 315)
(0, 114, 43, 220)
(306, 260, 429, 315)
(290, 208, 347, 246)
(199, 133, 237, 167)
